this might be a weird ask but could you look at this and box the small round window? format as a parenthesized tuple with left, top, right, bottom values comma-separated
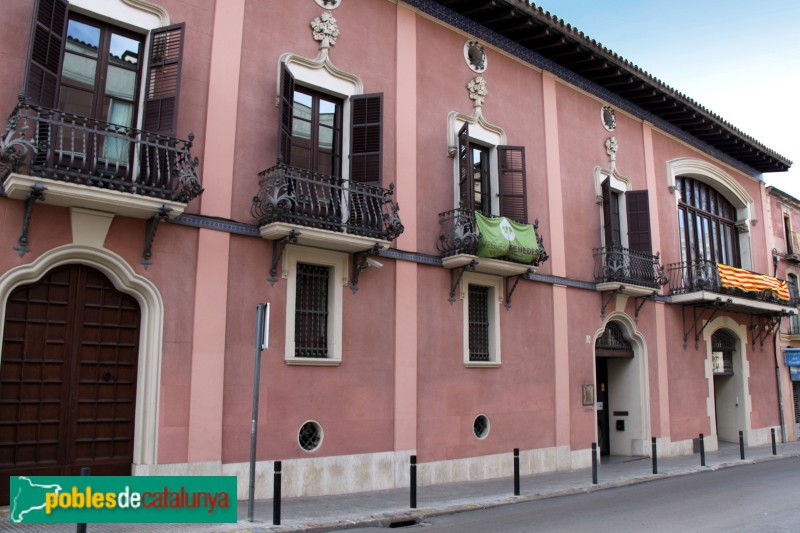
(464, 40, 487, 73)
(601, 105, 617, 131)
(298, 420, 323, 451)
(473, 414, 490, 439)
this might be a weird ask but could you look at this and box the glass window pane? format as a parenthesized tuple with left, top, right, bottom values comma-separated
(59, 86, 94, 117)
(292, 117, 311, 139)
(687, 211, 696, 262)
(703, 218, 712, 262)
(105, 65, 137, 100)
(318, 98, 337, 127)
(62, 52, 97, 87)
(67, 19, 101, 57)
(109, 33, 141, 66)
(679, 208, 687, 264)
(293, 92, 313, 119)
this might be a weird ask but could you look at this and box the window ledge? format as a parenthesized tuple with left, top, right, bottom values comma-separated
(285, 357, 342, 367)
(260, 222, 391, 253)
(464, 361, 501, 368)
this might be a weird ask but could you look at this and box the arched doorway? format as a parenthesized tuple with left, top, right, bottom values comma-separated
(0, 264, 141, 504)
(595, 320, 648, 457)
(711, 329, 745, 443)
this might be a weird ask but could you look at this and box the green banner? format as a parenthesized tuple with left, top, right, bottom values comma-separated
(9, 476, 237, 523)
(475, 211, 539, 263)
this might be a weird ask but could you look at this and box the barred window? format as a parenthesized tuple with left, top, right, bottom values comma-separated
(468, 285, 490, 361)
(295, 263, 329, 358)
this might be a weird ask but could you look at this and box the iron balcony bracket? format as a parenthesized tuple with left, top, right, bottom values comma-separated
(682, 299, 727, 349)
(600, 287, 623, 319)
(633, 292, 658, 323)
(350, 243, 384, 294)
(751, 315, 782, 351)
(268, 229, 300, 286)
(449, 259, 478, 305)
(504, 269, 532, 310)
(141, 205, 173, 269)
(13, 182, 47, 257)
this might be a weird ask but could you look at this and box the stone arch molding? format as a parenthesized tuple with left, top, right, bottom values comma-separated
(0, 245, 164, 466)
(666, 158, 753, 221)
(70, 0, 169, 30)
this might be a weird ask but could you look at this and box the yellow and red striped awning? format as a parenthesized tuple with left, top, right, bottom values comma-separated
(716, 263, 790, 301)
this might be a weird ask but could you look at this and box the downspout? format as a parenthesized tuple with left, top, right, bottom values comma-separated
(774, 326, 787, 443)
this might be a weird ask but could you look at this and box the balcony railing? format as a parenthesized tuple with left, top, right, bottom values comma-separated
(437, 208, 549, 266)
(667, 260, 799, 306)
(251, 162, 404, 241)
(593, 246, 667, 289)
(0, 98, 202, 202)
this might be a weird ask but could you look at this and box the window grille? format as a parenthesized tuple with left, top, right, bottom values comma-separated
(473, 415, 490, 439)
(295, 263, 329, 357)
(469, 285, 490, 361)
(595, 322, 632, 351)
(298, 421, 322, 451)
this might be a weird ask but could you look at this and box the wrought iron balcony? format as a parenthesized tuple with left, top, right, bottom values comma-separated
(667, 260, 799, 307)
(437, 208, 549, 266)
(593, 246, 667, 290)
(0, 98, 202, 203)
(251, 162, 403, 242)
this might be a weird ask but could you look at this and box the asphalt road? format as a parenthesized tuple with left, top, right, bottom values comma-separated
(347, 457, 800, 532)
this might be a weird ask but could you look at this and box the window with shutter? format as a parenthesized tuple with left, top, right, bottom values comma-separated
(601, 177, 621, 247)
(626, 190, 651, 255)
(143, 23, 185, 138)
(350, 93, 382, 185)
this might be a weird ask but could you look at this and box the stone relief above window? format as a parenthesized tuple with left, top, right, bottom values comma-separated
(311, 11, 340, 48)
(464, 40, 487, 73)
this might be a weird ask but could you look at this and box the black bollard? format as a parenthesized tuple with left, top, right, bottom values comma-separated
(76, 467, 90, 533)
(771, 428, 777, 456)
(410, 455, 417, 509)
(699, 433, 706, 467)
(513, 448, 520, 496)
(739, 431, 745, 460)
(591, 442, 598, 485)
(273, 461, 281, 526)
(651, 437, 658, 474)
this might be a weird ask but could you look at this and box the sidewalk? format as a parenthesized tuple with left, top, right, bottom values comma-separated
(4, 440, 800, 533)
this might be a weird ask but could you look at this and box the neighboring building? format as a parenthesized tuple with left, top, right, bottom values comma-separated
(0, 0, 794, 503)
(766, 186, 800, 441)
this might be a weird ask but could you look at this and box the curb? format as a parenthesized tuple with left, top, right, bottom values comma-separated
(236, 451, 800, 532)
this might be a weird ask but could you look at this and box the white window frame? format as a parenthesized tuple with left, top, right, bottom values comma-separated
(461, 272, 502, 367)
(283, 245, 348, 366)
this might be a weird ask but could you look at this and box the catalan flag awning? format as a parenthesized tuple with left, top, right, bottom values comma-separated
(716, 263, 790, 301)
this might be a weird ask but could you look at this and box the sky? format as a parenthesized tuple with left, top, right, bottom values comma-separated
(533, 0, 800, 198)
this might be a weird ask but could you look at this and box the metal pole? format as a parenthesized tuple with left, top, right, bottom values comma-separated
(410, 455, 417, 508)
(513, 448, 520, 496)
(76, 467, 90, 533)
(651, 437, 658, 474)
(699, 433, 706, 467)
(248, 303, 267, 522)
(273, 461, 282, 526)
(591, 442, 598, 485)
(772, 428, 777, 456)
(739, 430, 745, 460)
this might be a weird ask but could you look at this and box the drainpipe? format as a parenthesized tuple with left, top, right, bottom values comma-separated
(774, 327, 787, 443)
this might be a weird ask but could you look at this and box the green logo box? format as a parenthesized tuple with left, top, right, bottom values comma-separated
(9, 475, 237, 524)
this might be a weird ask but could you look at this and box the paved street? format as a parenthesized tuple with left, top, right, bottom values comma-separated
(349, 457, 800, 532)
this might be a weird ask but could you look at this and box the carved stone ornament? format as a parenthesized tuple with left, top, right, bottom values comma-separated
(601, 105, 617, 131)
(464, 41, 487, 73)
(605, 136, 618, 171)
(315, 0, 341, 9)
(311, 11, 340, 48)
(467, 75, 488, 107)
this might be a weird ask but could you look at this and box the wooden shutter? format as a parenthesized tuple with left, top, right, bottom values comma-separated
(626, 189, 652, 255)
(24, 0, 68, 107)
(143, 23, 184, 137)
(457, 123, 473, 210)
(350, 93, 382, 185)
(277, 62, 294, 164)
(497, 146, 527, 222)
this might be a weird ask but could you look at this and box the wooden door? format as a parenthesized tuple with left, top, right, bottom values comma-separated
(0, 265, 140, 504)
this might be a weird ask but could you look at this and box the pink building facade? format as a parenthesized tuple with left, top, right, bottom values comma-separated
(0, 0, 795, 502)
